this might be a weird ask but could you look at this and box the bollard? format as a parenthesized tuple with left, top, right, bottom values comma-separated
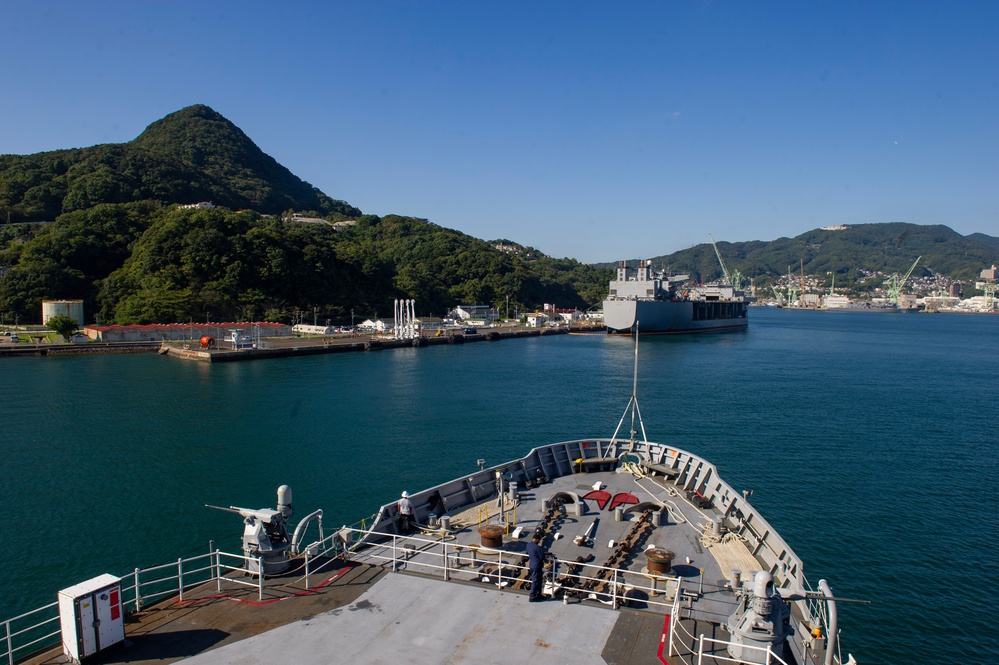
(729, 568, 741, 589)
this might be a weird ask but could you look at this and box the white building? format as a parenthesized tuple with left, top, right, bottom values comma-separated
(526, 313, 550, 327)
(359, 318, 393, 332)
(822, 295, 851, 309)
(293, 324, 335, 336)
(452, 305, 496, 323)
(551, 308, 584, 323)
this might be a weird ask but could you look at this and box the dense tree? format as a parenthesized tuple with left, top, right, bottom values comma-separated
(0, 202, 611, 324)
(45, 314, 78, 340)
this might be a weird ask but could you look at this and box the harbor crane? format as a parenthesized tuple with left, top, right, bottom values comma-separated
(976, 265, 998, 310)
(885, 256, 921, 306)
(709, 234, 732, 285)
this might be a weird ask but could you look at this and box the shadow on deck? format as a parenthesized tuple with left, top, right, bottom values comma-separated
(22, 560, 385, 665)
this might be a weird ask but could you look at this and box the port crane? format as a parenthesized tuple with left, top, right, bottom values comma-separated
(885, 256, 921, 306)
(708, 234, 732, 285)
(783, 266, 801, 307)
(976, 265, 998, 310)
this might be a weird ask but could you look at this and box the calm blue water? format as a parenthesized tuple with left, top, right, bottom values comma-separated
(2, 309, 997, 664)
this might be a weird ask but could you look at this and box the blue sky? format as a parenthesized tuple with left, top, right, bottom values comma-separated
(2, 1, 996, 262)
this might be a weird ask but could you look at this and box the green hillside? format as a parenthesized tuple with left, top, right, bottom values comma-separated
(0, 104, 359, 222)
(0, 204, 610, 325)
(603, 223, 999, 284)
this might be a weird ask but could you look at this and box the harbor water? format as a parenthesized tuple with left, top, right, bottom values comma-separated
(2, 308, 997, 664)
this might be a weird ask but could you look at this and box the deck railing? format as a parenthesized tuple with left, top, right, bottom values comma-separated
(695, 634, 790, 665)
(341, 527, 845, 665)
(0, 546, 290, 665)
(335, 526, 682, 612)
(1, 603, 59, 665)
(2, 525, 845, 665)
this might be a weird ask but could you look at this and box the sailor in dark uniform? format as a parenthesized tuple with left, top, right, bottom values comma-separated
(527, 533, 545, 602)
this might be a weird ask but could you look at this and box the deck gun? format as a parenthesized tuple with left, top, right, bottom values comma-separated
(206, 485, 296, 575)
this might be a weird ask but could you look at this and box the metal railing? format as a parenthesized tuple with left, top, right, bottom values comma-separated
(695, 634, 790, 665)
(0, 546, 289, 665)
(333, 526, 681, 612)
(2, 527, 840, 665)
(2, 603, 60, 665)
(335, 527, 816, 665)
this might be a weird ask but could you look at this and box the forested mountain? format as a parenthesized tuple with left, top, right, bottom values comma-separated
(0, 204, 609, 324)
(0, 105, 359, 222)
(601, 223, 999, 284)
(0, 105, 610, 324)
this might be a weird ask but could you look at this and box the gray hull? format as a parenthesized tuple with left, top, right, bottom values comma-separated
(603, 298, 749, 334)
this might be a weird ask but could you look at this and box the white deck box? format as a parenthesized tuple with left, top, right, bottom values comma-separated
(58, 574, 124, 662)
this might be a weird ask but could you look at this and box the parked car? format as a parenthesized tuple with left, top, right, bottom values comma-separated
(462, 327, 477, 334)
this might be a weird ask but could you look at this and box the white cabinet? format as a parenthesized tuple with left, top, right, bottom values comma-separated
(58, 574, 125, 662)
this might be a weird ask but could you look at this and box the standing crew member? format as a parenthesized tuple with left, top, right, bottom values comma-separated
(526, 533, 545, 602)
(397, 491, 414, 534)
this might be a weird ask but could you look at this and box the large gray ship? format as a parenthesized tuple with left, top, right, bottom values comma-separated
(603, 261, 752, 334)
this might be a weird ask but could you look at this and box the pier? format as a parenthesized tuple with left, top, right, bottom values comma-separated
(162, 325, 604, 363)
(0, 325, 607, 362)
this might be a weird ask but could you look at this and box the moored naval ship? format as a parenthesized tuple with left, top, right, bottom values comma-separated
(604, 260, 752, 334)
(4, 340, 861, 665)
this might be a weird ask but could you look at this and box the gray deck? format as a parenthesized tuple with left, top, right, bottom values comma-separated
(180, 574, 624, 665)
(351, 466, 744, 622)
(20, 465, 763, 665)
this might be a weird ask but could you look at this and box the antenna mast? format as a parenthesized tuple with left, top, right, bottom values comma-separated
(611, 322, 648, 447)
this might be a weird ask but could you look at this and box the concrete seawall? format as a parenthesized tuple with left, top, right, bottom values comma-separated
(0, 326, 607, 362)
(0, 341, 161, 358)
(163, 326, 603, 363)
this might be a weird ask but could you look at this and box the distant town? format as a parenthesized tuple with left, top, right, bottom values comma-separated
(755, 264, 998, 313)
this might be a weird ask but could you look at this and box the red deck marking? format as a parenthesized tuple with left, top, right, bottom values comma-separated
(608, 492, 638, 510)
(582, 490, 611, 510)
(173, 562, 355, 607)
(657, 613, 671, 664)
